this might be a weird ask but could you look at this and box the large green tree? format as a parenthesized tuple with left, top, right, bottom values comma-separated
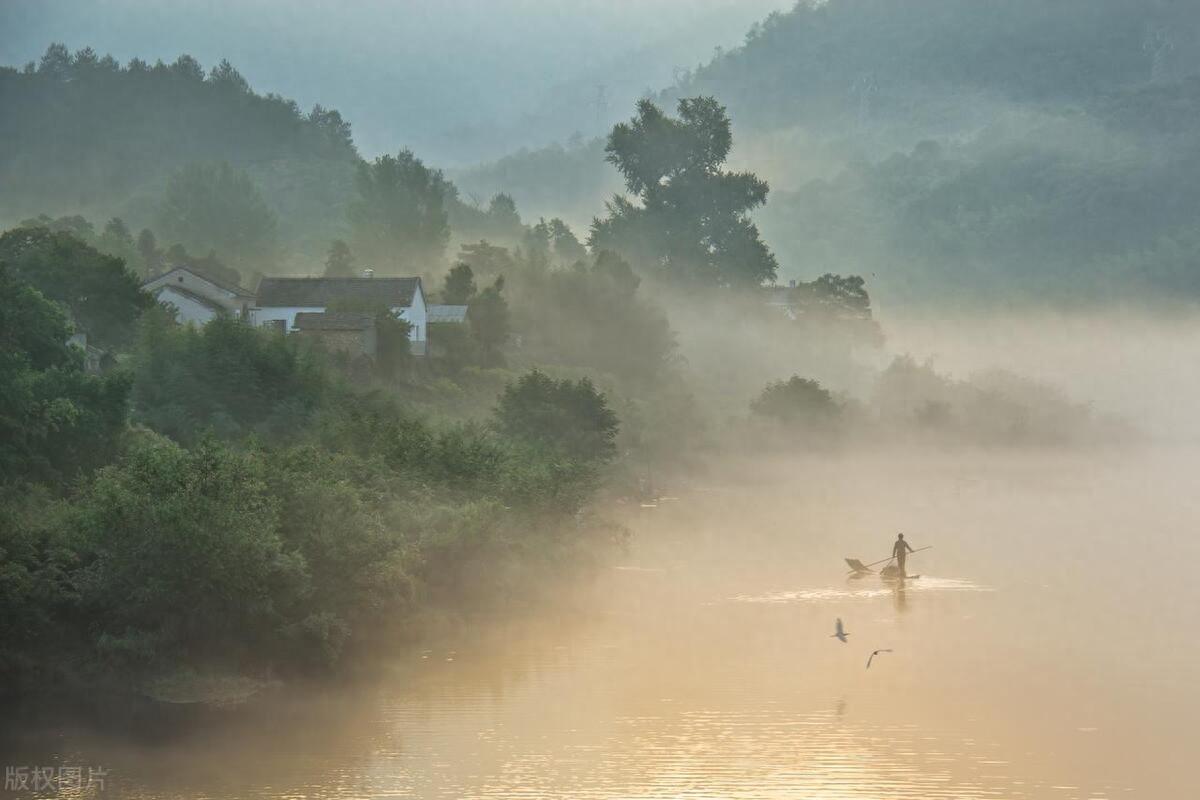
(493, 370, 619, 463)
(589, 97, 778, 288)
(157, 161, 279, 274)
(0, 264, 130, 483)
(349, 149, 450, 272)
(468, 276, 510, 367)
(323, 239, 356, 278)
(441, 262, 477, 304)
(0, 226, 151, 348)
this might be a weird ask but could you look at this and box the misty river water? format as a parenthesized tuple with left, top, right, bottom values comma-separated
(5, 448, 1199, 799)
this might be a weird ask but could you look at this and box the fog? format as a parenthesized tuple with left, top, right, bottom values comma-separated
(4, 1, 1200, 798)
(0, 0, 789, 163)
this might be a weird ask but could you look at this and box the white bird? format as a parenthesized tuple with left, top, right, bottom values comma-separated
(831, 618, 849, 643)
(866, 649, 893, 669)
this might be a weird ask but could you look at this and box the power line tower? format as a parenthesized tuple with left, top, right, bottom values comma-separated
(1143, 24, 1175, 83)
(594, 84, 609, 131)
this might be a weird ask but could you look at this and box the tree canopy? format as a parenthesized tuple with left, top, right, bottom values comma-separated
(589, 97, 777, 288)
(0, 226, 152, 348)
(157, 162, 279, 274)
(493, 370, 619, 463)
(349, 150, 451, 272)
(0, 263, 130, 483)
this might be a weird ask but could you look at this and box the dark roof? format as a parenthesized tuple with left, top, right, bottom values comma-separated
(257, 277, 420, 308)
(293, 311, 375, 331)
(428, 304, 469, 323)
(146, 266, 254, 298)
(156, 284, 227, 312)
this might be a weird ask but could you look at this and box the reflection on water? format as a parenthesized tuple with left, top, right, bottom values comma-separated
(730, 576, 991, 604)
(4, 450, 1197, 799)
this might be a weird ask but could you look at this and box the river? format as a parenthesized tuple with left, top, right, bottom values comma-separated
(4, 447, 1198, 799)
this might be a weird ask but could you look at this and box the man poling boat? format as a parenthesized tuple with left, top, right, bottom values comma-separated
(844, 536, 932, 579)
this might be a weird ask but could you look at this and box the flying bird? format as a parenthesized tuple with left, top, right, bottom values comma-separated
(831, 618, 849, 643)
(866, 649, 893, 669)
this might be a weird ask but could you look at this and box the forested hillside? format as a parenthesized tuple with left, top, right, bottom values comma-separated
(458, 0, 1200, 306)
(0, 45, 360, 266)
(0, 45, 542, 276)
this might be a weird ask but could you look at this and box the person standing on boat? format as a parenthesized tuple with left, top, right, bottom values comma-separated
(893, 533, 914, 576)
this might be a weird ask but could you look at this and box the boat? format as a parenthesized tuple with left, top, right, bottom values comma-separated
(879, 564, 919, 580)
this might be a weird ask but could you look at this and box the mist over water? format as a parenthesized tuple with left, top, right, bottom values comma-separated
(6, 445, 1197, 798)
(4, 2, 1200, 798)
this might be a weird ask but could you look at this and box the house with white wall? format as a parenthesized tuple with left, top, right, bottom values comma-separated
(142, 266, 255, 325)
(254, 275, 428, 355)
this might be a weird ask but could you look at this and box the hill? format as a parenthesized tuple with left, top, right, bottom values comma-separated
(0, 44, 360, 270)
(457, 0, 1200, 305)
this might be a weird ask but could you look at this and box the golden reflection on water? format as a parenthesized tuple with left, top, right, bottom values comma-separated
(5, 450, 1197, 799)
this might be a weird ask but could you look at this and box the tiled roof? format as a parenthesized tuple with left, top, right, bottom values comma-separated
(428, 304, 469, 323)
(144, 266, 254, 298)
(293, 311, 376, 331)
(156, 284, 227, 312)
(257, 277, 420, 308)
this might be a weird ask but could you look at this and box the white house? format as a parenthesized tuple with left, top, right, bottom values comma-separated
(254, 275, 428, 355)
(142, 266, 255, 325)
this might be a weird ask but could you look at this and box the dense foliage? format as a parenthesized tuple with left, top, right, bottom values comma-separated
(0, 265, 130, 483)
(0, 226, 153, 348)
(0, 228, 624, 690)
(494, 370, 619, 464)
(590, 97, 778, 288)
(350, 150, 452, 273)
(157, 162, 280, 275)
(0, 45, 358, 265)
(751, 376, 842, 426)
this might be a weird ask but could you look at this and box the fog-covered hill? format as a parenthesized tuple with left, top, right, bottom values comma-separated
(458, 0, 1200, 305)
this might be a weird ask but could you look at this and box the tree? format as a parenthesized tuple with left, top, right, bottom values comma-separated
(487, 193, 522, 231)
(523, 217, 587, 267)
(441, 262, 477, 304)
(457, 240, 515, 281)
(751, 376, 842, 425)
(0, 226, 152, 348)
(74, 434, 305, 667)
(131, 312, 330, 444)
(789, 274, 884, 346)
(468, 276, 510, 367)
(349, 149, 450, 272)
(157, 162, 279, 273)
(0, 264, 130, 483)
(549, 218, 587, 263)
(519, 250, 674, 385)
(19, 214, 96, 243)
(137, 228, 162, 277)
(493, 370, 619, 463)
(589, 97, 778, 287)
(323, 239, 356, 278)
(97, 217, 139, 273)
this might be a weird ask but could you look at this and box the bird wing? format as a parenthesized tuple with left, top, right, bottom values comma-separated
(835, 618, 844, 636)
(866, 652, 875, 669)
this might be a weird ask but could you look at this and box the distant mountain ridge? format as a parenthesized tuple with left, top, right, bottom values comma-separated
(457, 0, 1200, 304)
(0, 44, 359, 264)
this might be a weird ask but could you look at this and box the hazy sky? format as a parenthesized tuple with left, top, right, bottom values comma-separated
(0, 0, 792, 163)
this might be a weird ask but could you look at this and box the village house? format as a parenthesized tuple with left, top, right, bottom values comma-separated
(141, 266, 256, 325)
(292, 311, 378, 359)
(253, 274, 428, 355)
